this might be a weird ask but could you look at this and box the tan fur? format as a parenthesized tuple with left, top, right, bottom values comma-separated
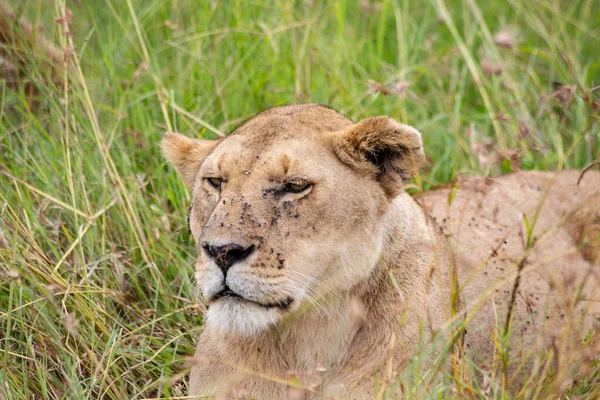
(162, 104, 600, 398)
(162, 132, 220, 188)
(419, 171, 600, 390)
(330, 117, 426, 197)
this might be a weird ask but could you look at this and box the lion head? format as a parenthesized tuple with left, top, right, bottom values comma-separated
(162, 104, 425, 336)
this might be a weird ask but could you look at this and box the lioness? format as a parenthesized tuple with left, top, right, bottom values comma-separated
(162, 104, 600, 399)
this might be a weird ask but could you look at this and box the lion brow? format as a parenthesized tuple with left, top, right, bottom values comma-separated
(280, 154, 290, 175)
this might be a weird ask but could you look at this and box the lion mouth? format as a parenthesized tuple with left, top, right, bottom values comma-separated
(213, 287, 294, 310)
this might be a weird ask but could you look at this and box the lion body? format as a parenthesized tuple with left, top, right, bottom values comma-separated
(162, 105, 600, 399)
(421, 170, 600, 389)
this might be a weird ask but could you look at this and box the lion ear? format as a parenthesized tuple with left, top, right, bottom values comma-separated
(330, 117, 425, 198)
(161, 132, 219, 189)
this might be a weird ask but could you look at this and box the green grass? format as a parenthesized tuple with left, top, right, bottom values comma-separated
(0, 0, 599, 398)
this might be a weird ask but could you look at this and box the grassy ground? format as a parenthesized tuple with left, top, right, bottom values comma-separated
(0, 0, 599, 398)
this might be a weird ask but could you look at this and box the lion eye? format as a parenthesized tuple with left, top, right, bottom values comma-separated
(207, 177, 223, 189)
(284, 181, 310, 193)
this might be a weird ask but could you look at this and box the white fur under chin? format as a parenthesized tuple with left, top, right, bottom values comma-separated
(206, 298, 281, 336)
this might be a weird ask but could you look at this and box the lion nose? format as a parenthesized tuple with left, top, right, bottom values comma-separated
(201, 242, 256, 277)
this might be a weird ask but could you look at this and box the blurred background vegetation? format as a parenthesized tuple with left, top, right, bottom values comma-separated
(0, 0, 599, 398)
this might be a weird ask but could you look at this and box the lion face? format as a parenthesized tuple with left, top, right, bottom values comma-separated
(162, 105, 424, 336)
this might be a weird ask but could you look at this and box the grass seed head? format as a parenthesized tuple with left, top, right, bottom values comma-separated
(493, 27, 521, 50)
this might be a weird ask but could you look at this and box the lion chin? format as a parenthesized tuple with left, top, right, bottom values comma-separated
(205, 298, 283, 336)
(163, 104, 600, 399)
